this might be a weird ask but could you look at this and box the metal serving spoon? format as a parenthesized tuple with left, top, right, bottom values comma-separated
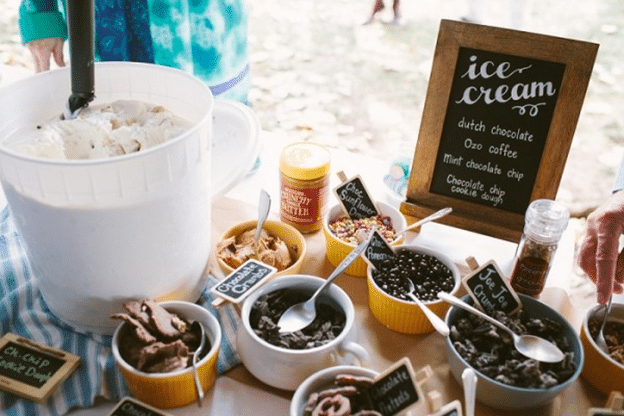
(254, 189, 271, 248)
(394, 207, 452, 238)
(277, 239, 369, 333)
(190, 321, 207, 407)
(405, 278, 450, 336)
(438, 291, 565, 363)
(595, 294, 613, 353)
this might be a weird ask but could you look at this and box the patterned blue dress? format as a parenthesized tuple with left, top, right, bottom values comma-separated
(19, 0, 250, 103)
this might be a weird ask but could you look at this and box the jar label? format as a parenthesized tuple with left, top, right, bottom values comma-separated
(280, 183, 325, 229)
(509, 256, 549, 295)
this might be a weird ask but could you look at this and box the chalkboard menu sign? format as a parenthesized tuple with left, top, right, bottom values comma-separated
(211, 259, 276, 304)
(462, 260, 522, 315)
(0, 333, 80, 402)
(401, 20, 598, 241)
(109, 397, 173, 416)
(334, 175, 379, 220)
(369, 358, 424, 416)
(429, 47, 564, 214)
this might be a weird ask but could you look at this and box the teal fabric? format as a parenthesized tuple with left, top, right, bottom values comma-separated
(18, 0, 249, 103)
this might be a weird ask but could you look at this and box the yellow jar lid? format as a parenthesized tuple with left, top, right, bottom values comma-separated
(279, 142, 331, 180)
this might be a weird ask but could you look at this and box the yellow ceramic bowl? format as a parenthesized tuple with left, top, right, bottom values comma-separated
(323, 201, 407, 277)
(111, 301, 222, 409)
(580, 302, 624, 395)
(216, 219, 306, 277)
(367, 244, 461, 334)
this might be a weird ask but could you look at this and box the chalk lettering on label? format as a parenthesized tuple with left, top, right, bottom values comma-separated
(456, 83, 556, 109)
(465, 159, 502, 175)
(507, 168, 525, 182)
(4, 346, 19, 358)
(488, 143, 518, 159)
(25, 366, 51, 384)
(512, 102, 547, 117)
(458, 117, 486, 132)
(490, 125, 534, 142)
(443, 153, 463, 166)
(461, 55, 532, 81)
(464, 138, 483, 151)
(0, 358, 27, 374)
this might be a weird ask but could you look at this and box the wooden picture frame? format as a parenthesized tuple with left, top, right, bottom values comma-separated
(401, 20, 598, 241)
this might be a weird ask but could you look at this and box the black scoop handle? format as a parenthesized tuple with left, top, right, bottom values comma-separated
(66, 0, 95, 115)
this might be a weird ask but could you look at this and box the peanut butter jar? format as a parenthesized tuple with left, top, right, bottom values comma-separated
(279, 142, 331, 233)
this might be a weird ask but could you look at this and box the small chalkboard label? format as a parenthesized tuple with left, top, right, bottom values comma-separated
(334, 175, 379, 219)
(0, 333, 80, 402)
(109, 396, 172, 416)
(211, 259, 277, 304)
(369, 358, 423, 416)
(363, 228, 396, 270)
(462, 260, 522, 315)
(430, 400, 463, 416)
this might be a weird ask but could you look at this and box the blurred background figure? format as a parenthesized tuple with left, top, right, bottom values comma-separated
(364, 0, 402, 25)
(18, 0, 250, 103)
(462, 0, 529, 29)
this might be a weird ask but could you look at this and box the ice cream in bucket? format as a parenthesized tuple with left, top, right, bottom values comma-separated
(0, 62, 214, 334)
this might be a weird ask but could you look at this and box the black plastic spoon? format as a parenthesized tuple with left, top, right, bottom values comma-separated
(64, 0, 95, 119)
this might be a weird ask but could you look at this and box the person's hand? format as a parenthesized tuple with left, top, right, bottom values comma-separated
(578, 190, 624, 304)
(26, 37, 65, 73)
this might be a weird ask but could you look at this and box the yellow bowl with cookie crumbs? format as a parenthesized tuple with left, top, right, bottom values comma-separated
(216, 219, 307, 277)
(322, 201, 407, 277)
(279, 142, 331, 234)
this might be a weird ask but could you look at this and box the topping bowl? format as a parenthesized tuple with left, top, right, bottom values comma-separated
(111, 301, 222, 409)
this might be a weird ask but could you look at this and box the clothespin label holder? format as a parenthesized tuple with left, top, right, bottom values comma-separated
(108, 396, 173, 416)
(210, 259, 277, 305)
(588, 391, 624, 416)
(368, 357, 426, 416)
(462, 257, 522, 315)
(0, 333, 80, 402)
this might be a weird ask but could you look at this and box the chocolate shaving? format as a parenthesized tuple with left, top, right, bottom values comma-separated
(136, 339, 189, 373)
(144, 299, 187, 338)
(110, 313, 157, 344)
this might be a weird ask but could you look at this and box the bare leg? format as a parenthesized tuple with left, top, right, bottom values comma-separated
(364, 0, 385, 23)
(392, 0, 400, 19)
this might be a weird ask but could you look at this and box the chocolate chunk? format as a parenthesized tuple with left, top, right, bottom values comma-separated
(144, 299, 187, 338)
(249, 289, 346, 350)
(111, 313, 157, 344)
(136, 339, 189, 373)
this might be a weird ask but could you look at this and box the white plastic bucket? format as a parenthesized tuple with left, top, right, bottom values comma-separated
(0, 62, 213, 334)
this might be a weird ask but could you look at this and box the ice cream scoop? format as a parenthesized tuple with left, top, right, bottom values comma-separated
(64, 0, 95, 119)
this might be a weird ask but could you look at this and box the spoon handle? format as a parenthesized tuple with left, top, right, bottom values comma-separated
(254, 189, 271, 244)
(396, 207, 452, 237)
(310, 238, 369, 300)
(437, 292, 514, 337)
(462, 368, 477, 416)
(596, 293, 613, 349)
(411, 295, 450, 337)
